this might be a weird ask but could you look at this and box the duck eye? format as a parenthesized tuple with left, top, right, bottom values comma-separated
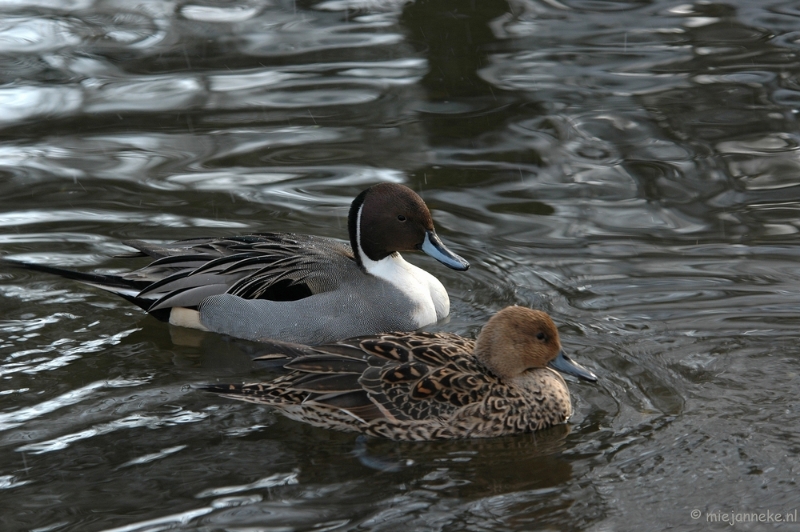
(397, 215, 407, 222)
(536, 332, 546, 341)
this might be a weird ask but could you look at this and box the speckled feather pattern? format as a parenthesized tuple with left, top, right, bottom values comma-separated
(208, 330, 574, 441)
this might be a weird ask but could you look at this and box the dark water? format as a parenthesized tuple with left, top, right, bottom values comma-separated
(2, 0, 800, 530)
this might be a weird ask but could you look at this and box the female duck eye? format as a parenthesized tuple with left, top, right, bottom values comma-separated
(536, 332, 546, 341)
(397, 215, 407, 222)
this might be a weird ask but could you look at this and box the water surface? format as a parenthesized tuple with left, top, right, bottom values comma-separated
(2, 0, 800, 530)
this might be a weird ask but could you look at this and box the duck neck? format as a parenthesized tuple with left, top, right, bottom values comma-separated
(349, 189, 393, 271)
(474, 337, 519, 382)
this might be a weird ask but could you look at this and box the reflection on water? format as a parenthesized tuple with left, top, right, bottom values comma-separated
(2, 0, 800, 530)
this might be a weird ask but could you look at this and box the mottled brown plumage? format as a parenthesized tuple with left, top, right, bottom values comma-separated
(206, 307, 597, 440)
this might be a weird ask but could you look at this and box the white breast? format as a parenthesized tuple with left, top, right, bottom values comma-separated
(362, 252, 449, 326)
(355, 205, 450, 326)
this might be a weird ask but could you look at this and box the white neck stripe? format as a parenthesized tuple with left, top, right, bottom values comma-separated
(356, 201, 366, 266)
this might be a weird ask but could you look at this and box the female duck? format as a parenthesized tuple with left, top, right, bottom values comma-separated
(4, 183, 469, 344)
(206, 306, 597, 440)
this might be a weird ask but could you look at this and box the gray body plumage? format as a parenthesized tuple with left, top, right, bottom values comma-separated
(199, 269, 423, 344)
(3, 233, 432, 344)
(146, 234, 429, 344)
(2, 182, 469, 344)
(134, 234, 434, 343)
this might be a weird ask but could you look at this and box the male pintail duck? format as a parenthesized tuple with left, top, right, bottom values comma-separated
(3, 183, 469, 344)
(206, 306, 597, 440)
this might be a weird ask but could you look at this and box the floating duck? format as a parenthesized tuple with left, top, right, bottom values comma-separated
(206, 306, 597, 440)
(4, 183, 469, 344)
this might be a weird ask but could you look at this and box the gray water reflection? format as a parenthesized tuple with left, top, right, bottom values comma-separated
(2, 0, 800, 530)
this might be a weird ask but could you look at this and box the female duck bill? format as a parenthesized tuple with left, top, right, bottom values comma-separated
(548, 350, 598, 382)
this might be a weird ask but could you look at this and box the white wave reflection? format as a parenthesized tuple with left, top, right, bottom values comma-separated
(83, 77, 204, 114)
(0, 0, 92, 9)
(166, 167, 406, 205)
(0, 16, 80, 53)
(97, 11, 163, 46)
(210, 494, 263, 509)
(0, 86, 83, 125)
(208, 59, 426, 92)
(220, 424, 267, 437)
(180, 4, 260, 22)
(316, 0, 408, 12)
(283, 58, 426, 74)
(15, 409, 209, 454)
(208, 70, 306, 92)
(0, 313, 74, 334)
(716, 134, 797, 155)
(98, 507, 215, 532)
(116, 445, 187, 469)
(0, 209, 248, 229)
(212, 87, 380, 109)
(20, 328, 140, 375)
(0, 285, 88, 305)
(0, 376, 147, 432)
(0, 474, 32, 490)
(196, 471, 300, 498)
(241, 26, 403, 57)
(340, 66, 422, 81)
(0, 232, 108, 245)
(167, 172, 300, 190)
(0, 55, 422, 126)
(199, 126, 346, 158)
(0, 387, 29, 395)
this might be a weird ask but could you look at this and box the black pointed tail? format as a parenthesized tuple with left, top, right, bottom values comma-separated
(1, 258, 168, 318)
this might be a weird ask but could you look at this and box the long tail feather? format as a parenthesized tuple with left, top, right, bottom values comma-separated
(1, 258, 165, 317)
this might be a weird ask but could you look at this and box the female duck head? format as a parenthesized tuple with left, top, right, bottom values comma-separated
(474, 306, 597, 383)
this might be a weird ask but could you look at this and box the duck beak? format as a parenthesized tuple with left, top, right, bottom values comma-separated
(548, 350, 597, 382)
(421, 230, 469, 271)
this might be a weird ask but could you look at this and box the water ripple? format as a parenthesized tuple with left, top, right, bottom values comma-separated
(0, 377, 146, 432)
(0, 474, 32, 490)
(196, 471, 300, 498)
(84, 77, 204, 114)
(0, 86, 82, 125)
(98, 508, 215, 532)
(0, 209, 248, 229)
(15, 408, 208, 453)
(1, 0, 800, 530)
(180, 4, 261, 22)
(116, 444, 188, 469)
(0, 16, 80, 53)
